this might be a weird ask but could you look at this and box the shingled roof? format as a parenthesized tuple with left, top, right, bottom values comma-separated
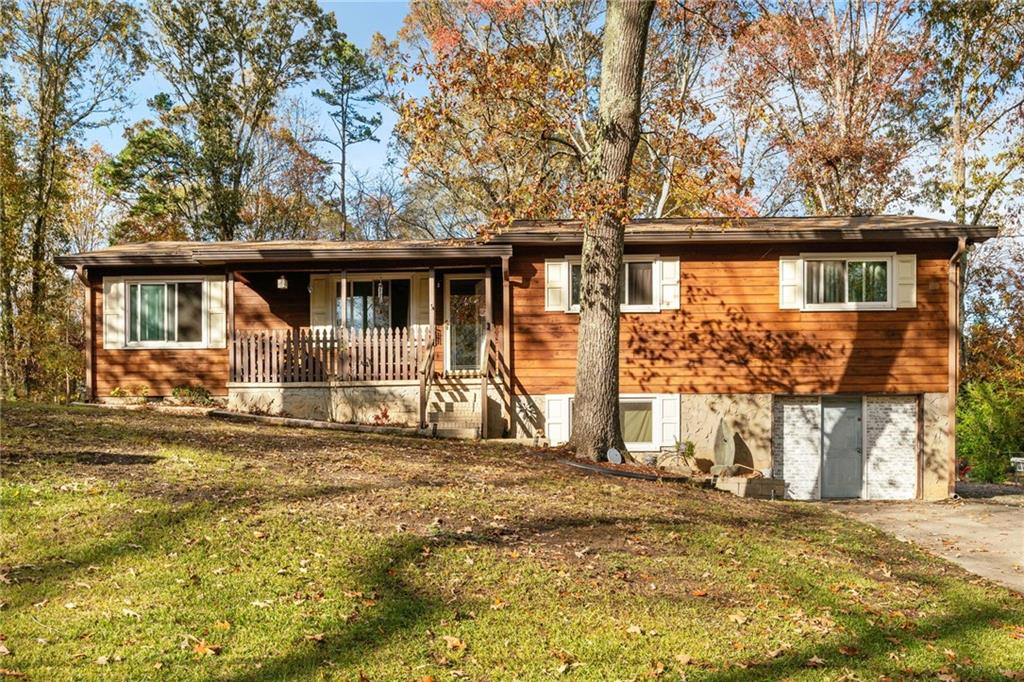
(55, 215, 996, 267)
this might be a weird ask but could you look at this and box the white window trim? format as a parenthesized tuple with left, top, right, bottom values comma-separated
(798, 252, 896, 312)
(566, 394, 661, 452)
(124, 276, 208, 349)
(566, 255, 661, 313)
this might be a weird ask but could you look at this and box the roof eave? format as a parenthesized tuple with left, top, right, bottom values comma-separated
(492, 226, 999, 244)
(55, 244, 513, 268)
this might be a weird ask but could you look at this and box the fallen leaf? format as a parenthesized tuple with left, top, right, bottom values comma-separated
(805, 655, 825, 668)
(0, 646, 8, 657)
(0, 670, 26, 678)
(838, 645, 860, 656)
(213, 621, 231, 631)
(626, 624, 643, 635)
(729, 613, 748, 625)
(690, 589, 707, 597)
(193, 641, 222, 657)
(64, 602, 77, 610)
(674, 653, 693, 666)
(95, 656, 109, 666)
(490, 597, 507, 610)
(442, 635, 465, 651)
(304, 633, 325, 643)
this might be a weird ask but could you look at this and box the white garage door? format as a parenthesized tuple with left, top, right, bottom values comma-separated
(773, 396, 918, 500)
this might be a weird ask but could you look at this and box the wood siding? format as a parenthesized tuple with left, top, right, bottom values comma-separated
(509, 242, 953, 396)
(234, 272, 310, 329)
(91, 278, 228, 396)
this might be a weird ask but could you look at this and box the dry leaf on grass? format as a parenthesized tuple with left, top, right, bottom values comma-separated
(805, 655, 826, 668)
(192, 641, 222, 657)
(442, 635, 465, 651)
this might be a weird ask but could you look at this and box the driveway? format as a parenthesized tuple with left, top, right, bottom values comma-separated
(835, 484, 1024, 593)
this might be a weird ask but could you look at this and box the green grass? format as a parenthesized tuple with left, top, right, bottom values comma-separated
(1, 401, 1022, 680)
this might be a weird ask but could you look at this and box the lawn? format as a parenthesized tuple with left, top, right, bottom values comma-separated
(1, 402, 1022, 681)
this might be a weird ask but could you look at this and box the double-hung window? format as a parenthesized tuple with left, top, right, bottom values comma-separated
(127, 280, 205, 346)
(568, 257, 659, 312)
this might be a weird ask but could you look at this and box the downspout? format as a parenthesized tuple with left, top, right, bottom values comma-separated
(947, 236, 967, 497)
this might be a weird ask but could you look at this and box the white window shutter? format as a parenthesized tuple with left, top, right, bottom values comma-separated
(102, 277, 126, 349)
(544, 260, 569, 311)
(659, 256, 680, 310)
(895, 254, 917, 308)
(778, 257, 803, 309)
(309, 274, 333, 331)
(545, 395, 570, 446)
(411, 273, 431, 325)
(206, 276, 227, 348)
(658, 394, 680, 448)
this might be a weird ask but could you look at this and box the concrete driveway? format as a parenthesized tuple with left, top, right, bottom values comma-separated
(835, 484, 1024, 593)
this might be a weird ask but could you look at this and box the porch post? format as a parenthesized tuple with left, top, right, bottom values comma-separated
(227, 270, 235, 383)
(501, 255, 513, 437)
(481, 267, 493, 438)
(339, 270, 347, 328)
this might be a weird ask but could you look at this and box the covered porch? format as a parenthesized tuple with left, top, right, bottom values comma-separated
(219, 243, 513, 436)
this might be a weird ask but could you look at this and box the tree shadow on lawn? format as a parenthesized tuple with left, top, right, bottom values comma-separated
(2, 450, 163, 466)
(2, 480, 356, 610)
(219, 513, 1023, 681)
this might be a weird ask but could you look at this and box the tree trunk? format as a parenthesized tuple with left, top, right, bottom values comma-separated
(570, 0, 656, 461)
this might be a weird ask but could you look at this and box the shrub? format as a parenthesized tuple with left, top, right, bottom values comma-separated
(957, 381, 1024, 482)
(171, 385, 213, 406)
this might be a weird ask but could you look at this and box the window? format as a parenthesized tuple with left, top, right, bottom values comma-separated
(805, 258, 888, 306)
(568, 258, 657, 312)
(341, 278, 411, 330)
(127, 281, 204, 346)
(568, 396, 657, 449)
(619, 399, 654, 447)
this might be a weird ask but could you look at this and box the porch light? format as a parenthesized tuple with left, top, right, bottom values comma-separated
(276, 275, 288, 290)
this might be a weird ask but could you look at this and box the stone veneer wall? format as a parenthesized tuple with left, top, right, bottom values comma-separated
(921, 392, 952, 501)
(677, 394, 772, 472)
(228, 382, 421, 426)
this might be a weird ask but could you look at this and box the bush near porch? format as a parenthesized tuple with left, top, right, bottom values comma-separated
(1, 402, 1022, 680)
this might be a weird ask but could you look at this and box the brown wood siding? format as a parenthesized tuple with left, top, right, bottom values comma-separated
(91, 277, 228, 397)
(509, 242, 953, 395)
(233, 272, 310, 330)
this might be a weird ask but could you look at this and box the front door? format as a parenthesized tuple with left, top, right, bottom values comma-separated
(821, 397, 863, 499)
(445, 276, 486, 372)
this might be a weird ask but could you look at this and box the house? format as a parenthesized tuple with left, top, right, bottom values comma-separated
(56, 215, 997, 501)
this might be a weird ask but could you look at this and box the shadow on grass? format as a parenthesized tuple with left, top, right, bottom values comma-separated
(2, 450, 163, 466)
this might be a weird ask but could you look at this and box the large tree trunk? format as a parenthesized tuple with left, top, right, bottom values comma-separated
(570, 0, 656, 461)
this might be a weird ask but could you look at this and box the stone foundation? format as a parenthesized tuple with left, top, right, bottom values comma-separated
(678, 394, 773, 472)
(921, 392, 952, 501)
(228, 381, 421, 426)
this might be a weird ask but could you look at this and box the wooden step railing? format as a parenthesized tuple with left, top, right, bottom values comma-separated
(231, 326, 433, 384)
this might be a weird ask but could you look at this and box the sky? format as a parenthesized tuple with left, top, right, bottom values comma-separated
(83, 1, 413, 178)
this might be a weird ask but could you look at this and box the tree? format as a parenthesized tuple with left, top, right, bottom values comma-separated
(115, 0, 335, 241)
(384, 0, 747, 231)
(64, 144, 121, 254)
(922, 0, 1024, 226)
(314, 33, 382, 237)
(725, 0, 933, 215)
(570, 0, 656, 460)
(2, 0, 144, 394)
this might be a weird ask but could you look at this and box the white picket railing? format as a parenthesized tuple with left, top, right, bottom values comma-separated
(230, 326, 435, 383)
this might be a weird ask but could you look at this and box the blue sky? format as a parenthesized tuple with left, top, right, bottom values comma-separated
(84, 1, 412, 177)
